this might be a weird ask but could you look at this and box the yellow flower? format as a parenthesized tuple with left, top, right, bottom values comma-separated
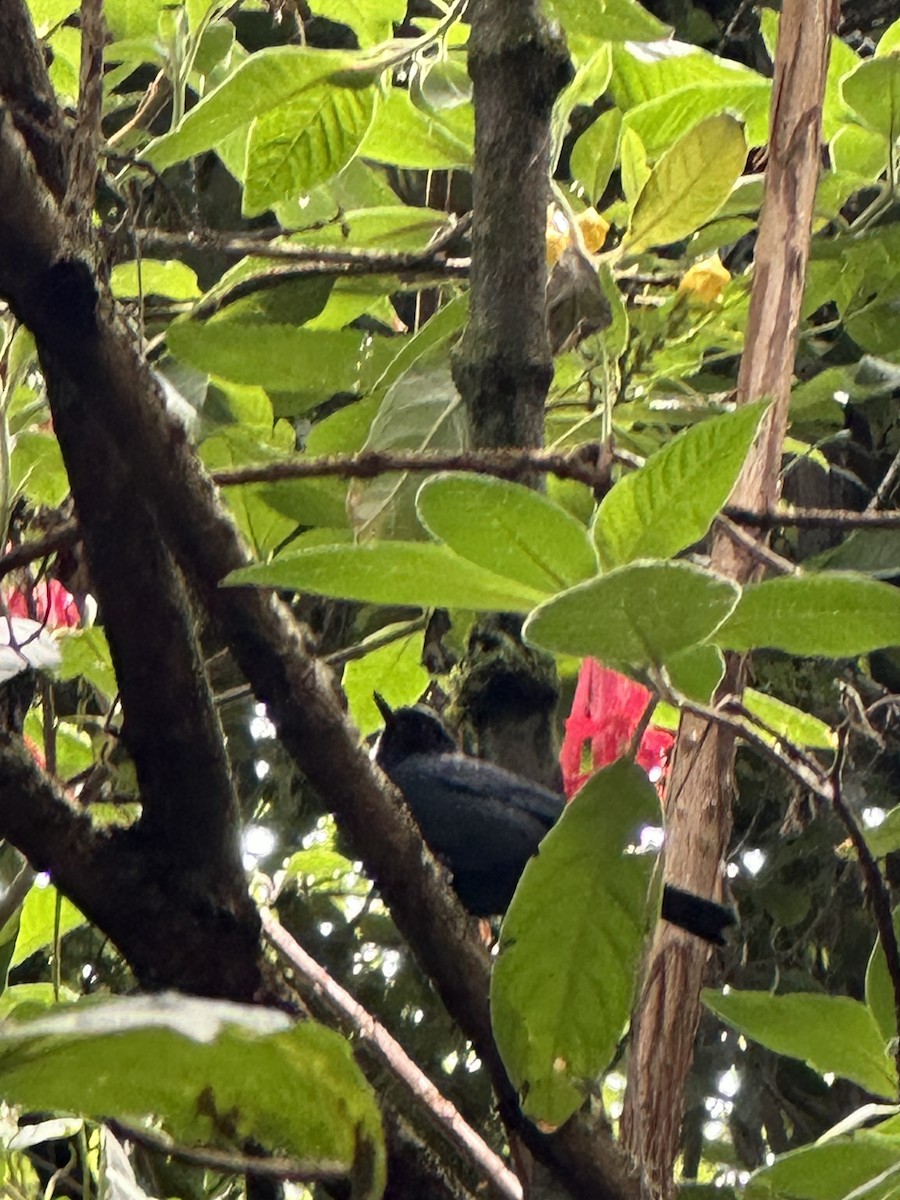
(577, 208, 609, 255)
(677, 254, 731, 304)
(546, 207, 610, 266)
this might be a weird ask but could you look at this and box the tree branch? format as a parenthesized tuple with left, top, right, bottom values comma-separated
(263, 910, 523, 1200)
(0, 9, 634, 1193)
(622, 3, 837, 1194)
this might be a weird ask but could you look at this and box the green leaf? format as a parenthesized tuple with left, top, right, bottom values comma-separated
(866, 911, 900, 1044)
(290, 206, 450, 252)
(620, 126, 649, 207)
(623, 81, 770, 159)
(343, 629, 429, 736)
(0, 994, 384, 1195)
(348, 359, 466, 541)
(201, 434, 299, 557)
(312, 0, 404, 46)
(167, 321, 368, 405)
(256, 477, 350, 530)
(667, 643, 725, 702)
(570, 108, 623, 207)
(27, 0, 79, 37)
(11, 884, 86, 969)
(417, 474, 598, 593)
(243, 81, 376, 216)
(715, 573, 900, 657)
(552, 47, 612, 168)
(610, 39, 764, 112)
(742, 689, 836, 750)
(744, 1135, 900, 1200)
(866, 811, 900, 861)
(226, 542, 546, 611)
(841, 56, 900, 141)
(625, 113, 747, 253)
(703, 989, 897, 1099)
(524, 560, 739, 674)
(57, 627, 118, 701)
(11, 432, 69, 508)
(544, 0, 669, 60)
(594, 401, 768, 568)
(361, 87, 473, 169)
(829, 124, 888, 180)
(110, 259, 201, 300)
(491, 761, 659, 1126)
(145, 47, 356, 169)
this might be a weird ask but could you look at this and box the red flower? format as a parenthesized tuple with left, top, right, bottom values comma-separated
(560, 659, 674, 798)
(6, 579, 80, 629)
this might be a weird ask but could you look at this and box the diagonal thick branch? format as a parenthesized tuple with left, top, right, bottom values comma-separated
(0, 6, 633, 1193)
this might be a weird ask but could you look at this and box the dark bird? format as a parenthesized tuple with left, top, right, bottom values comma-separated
(374, 695, 735, 944)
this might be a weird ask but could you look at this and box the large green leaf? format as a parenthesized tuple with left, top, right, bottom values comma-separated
(571, 108, 623, 207)
(594, 401, 768, 568)
(417, 474, 598, 592)
(610, 40, 765, 112)
(348, 360, 466, 541)
(343, 629, 429, 736)
(10, 884, 85, 969)
(491, 761, 658, 1126)
(842, 56, 900, 141)
(623, 80, 770, 159)
(544, 0, 669, 58)
(866, 911, 900, 1045)
(226, 542, 546, 611)
(624, 113, 747, 253)
(360, 88, 473, 169)
(313, 0, 403, 47)
(167, 321, 368, 406)
(744, 1135, 900, 1200)
(347, 300, 469, 539)
(742, 689, 836, 751)
(243, 80, 376, 216)
(110, 259, 201, 301)
(145, 47, 356, 168)
(201, 432, 300, 557)
(703, 989, 897, 1099)
(0, 994, 384, 1194)
(715, 572, 900, 657)
(524, 560, 739, 673)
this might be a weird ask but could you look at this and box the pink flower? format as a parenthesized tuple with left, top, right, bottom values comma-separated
(6, 579, 80, 630)
(560, 659, 674, 798)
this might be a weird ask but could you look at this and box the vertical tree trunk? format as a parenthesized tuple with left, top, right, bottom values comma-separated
(621, 3, 838, 1195)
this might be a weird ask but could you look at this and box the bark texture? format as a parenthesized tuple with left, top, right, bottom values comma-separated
(620, 4, 838, 1196)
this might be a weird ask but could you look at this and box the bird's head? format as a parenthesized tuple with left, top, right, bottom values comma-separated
(373, 693, 457, 772)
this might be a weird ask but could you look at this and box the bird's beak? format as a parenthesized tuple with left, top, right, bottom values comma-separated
(373, 692, 393, 724)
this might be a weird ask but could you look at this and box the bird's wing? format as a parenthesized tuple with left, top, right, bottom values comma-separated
(390, 754, 559, 874)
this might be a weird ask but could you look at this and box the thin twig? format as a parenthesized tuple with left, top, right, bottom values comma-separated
(325, 616, 429, 668)
(136, 226, 471, 274)
(827, 728, 900, 1080)
(211, 447, 614, 490)
(262, 910, 524, 1200)
(714, 513, 799, 575)
(209, 451, 900, 533)
(106, 1120, 348, 1185)
(0, 522, 81, 582)
(724, 505, 900, 531)
(867, 445, 900, 513)
(677, 695, 835, 803)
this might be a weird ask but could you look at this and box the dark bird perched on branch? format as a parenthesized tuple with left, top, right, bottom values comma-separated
(373, 695, 735, 944)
